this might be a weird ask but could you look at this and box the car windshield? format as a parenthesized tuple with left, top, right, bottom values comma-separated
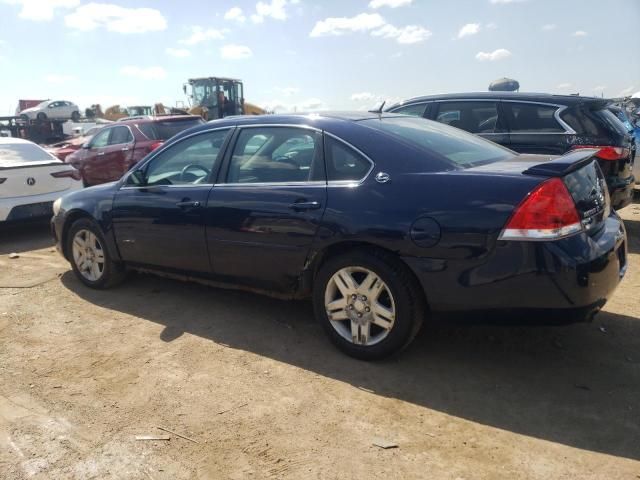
(360, 116, 514, 167)
(0, 143, 59, 167)
(137, 118, 204, 141)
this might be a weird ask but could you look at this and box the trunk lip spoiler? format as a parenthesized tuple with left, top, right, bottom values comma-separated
(522, 149, 598, 177)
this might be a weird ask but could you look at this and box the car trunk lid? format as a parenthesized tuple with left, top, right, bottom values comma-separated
(0, 161, 75, 198)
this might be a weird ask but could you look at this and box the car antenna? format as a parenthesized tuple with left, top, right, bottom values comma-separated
(368, 100, 386, 117)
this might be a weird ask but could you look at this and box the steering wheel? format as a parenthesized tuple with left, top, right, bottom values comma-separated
(180, 164, 210, 182)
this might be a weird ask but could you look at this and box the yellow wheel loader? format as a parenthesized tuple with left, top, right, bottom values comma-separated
(183, 77, 266, 120)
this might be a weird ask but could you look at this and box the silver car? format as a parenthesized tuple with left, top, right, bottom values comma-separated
(20, 100, 81, 122)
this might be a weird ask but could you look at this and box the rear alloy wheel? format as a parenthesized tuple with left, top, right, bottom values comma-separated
(67, 219, 126, 288)
(36, 112, 47, 121)
(313, 251, 425, 360)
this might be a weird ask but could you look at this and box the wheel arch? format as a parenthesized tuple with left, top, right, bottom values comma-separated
(301, 240, 428, 309)
(61, 209, 121, 263)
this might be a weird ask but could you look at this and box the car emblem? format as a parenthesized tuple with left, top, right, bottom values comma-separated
(375, 172, 391, 184)
(26, 177, 36, 186)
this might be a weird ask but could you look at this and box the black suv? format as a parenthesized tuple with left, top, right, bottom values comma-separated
(387, 93, 636, 209)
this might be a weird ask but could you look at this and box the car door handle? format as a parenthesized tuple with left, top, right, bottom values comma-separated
(96, 152, 105, 156)
(121, 147, 130, 152)
(288, 201, 321, 211)
(176, 200, 201, 209)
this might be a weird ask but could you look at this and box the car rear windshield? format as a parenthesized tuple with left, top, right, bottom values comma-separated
(360, 116, 513, 167)
(137, 118, 204, 141)
(0, 143, 58, 167)
(595, 108, 629, 137)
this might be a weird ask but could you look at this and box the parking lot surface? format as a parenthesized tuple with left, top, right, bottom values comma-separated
(1, 203, 639, 479)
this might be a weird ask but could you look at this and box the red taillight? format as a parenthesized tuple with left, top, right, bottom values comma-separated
(149, 141, 163, 152)
(499, 178, 582, 241)
(571, 145, 630, 161)
(51, 169, 82, 181)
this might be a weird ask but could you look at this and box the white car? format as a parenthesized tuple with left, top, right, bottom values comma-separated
(0, 138, 82, 223)
(20, 100, 81, 122)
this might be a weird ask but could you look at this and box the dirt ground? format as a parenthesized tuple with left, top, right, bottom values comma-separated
(0, 204, 639, 480)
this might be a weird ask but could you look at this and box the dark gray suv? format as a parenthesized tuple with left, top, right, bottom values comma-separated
(387, 92, 636, 209)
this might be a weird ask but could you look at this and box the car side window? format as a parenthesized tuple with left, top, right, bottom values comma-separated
(109, 126, 133, 146)
(393, 103, 427, 117)
(141, 129, 229, 186)
(504, 103, 564, 132)
(226, 127, 322, 184)
(324, 136, 372, 182)
(435, 102, 501, 133)
(89, 129, 110, 149)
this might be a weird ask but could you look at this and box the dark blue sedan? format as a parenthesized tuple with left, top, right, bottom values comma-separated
(51, 113, 627, 359)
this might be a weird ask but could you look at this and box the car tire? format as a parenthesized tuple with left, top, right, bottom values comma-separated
(36, 112, 47, 121)
(20, 114, 29, 122)
(313, 249, 426, 360)
(71, 111, 80, 122)
(66, 218, 127, 289)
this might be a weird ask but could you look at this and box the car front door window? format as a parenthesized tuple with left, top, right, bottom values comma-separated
(89, 129, 110, 149)
(108, 126, 133, 146)
(140, 129, 230, 186)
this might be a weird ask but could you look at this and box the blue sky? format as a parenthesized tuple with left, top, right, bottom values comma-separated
(0, 0, 638, 115)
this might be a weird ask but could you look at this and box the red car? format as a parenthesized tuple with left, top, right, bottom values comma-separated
(65, 115, 203, 186)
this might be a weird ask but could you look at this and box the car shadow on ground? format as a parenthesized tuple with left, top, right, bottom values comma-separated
(61, 271, 640, 461)
(0, 221, 54, 255)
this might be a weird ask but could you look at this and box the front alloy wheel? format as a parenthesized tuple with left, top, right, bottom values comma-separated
(72, 229, 105, 282)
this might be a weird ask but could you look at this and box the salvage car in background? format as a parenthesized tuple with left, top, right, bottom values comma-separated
(46, 125, 105, 161)
(51, 113, 627, 359)
(387, 93, 636, 209)
(0, 137, 81, 222)
(20, 100, 81, 122)
(65, 115, 204, 186)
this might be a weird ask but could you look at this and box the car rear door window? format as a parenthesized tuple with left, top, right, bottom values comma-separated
(504, 103, 564, 132)
(435, 101, 501, 133)
(142, 129, 230, 186)
(226, 127, 322, 184)
(393, 103, 427, 117)
(108, 126, 133, 145)
(324, 136, 372, 182)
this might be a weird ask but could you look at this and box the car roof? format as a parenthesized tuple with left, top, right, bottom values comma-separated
(388, 92, 609, 109)
(0, 137, 34, 145)
(112, 115, 202, 126)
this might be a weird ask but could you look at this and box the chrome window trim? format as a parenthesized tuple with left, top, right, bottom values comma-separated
(324, 131, 375, 186)
(120, 126, 233, 189)
(213, 181, 327, 188)
(120, 183, 214, 190)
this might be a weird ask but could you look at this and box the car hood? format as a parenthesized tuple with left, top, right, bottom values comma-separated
(61, 180, 119, 206)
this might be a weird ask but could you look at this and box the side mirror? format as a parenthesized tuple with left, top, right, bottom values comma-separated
(128, 169, 146, 186)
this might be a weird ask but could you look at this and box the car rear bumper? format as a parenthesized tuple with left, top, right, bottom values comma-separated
(403, 213, 627, 318)
(608, 174, 635, 210)
(0, 189, 78, 222)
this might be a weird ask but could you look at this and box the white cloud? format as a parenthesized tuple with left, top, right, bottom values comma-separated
(351, 92, 377, 101)
(310, 13, 430, 44)
(618, 86, 635, 97)
(120, 66, 167, 80)
(1, 0, 79, 21)
(166, 47, 191, 58)
(475, 48, 511, 61)
(371, 24, 431, 44)
(310, 13, 385, 37)
(542, 23, 556, 30)
(573, 30, 587, 37)
(276, 87, 300, 96)
(458, 23, 480, 38)
(224, 6, 246, 23)
(179, 26, 226, 45)
(220, 44, 252, 60)
(65, 3, 167, 33)
(251, 0, 298, 24)
(260, 97, 327, 113)
(369, 0, 412, 8)
(556, 82, 573, 89)
(45, 73, 76, 83)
